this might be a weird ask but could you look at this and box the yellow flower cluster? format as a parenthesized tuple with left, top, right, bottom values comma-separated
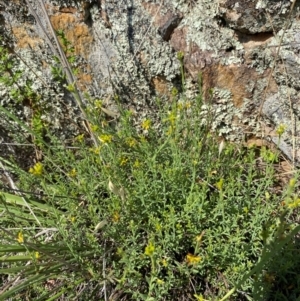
(17, 231, 24, 243)
(287, 198, 300, 209)
(144, 242, 155, 256)
(186, 253, 201, 265)
(171, 87, 178, 97)
(34, 252, 40, 260)
(177, 51, 184, 60)
(126, 137, 137, 148)
(289, 178, 296, 189)
(99, 134, 113, 144)
(112, 211, 120, 222)
(90, 124, 99, 132)
(29, 162, 43, 176)
(68, 168, 77, 177)
(164, 112, 177, 126)
(141, 119, 151, 130)
(89, 146, 101, 155)
(215, 178, 224, 190)
(94, 99, 103, 109)
(276, 124, 286, 137)
(119, 157, 128, 166)
(133, 159, 141, 168)
(75, 134, 84, 143)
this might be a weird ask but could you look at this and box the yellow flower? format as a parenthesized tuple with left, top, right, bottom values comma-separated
(276, 124, 286, 137)
(177, 103, 183, 110)
(164, 112, 177, 126)
(171, 87, 178, 97)
(112, 211, 120, 222)
(141, 119, 151, 130)
(144, 242, 155, 256)
(29, 162, 43, 176)
(185, 102, 191, 109)
(120, 157, 128, 166)
(287, 198, 300, 209)
(17, 232, 24, 243)
(99, 134, 113, 144)
(177, 51, 184, 60)
(68, 168, 77, 177)
(215, 178, 224, 190)
(94, 99, 103, 109)
(157, 279, 164, 284)
(34, 252, 40, 260)
(186, 253, 201, 265)
(289, 178, 296, 188)
(70, 216, 76, 223)
(126, 137, 137, 148)
(155, 223, 162, 231)
(75, 134, 84, 143)
(161, 258, 168, 267)
(194, 294, 209, 301)
(133, 159, 141, 168)
(90, 124, 99, 132)
(89, 147, 101, 155)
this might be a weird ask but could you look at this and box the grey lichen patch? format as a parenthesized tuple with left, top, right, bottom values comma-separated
(219, 0, 292, 35)
(88, 0, 180, 105)
(248, 46, 274, 73)
(88, 26, 117, 93)
(262, 86, 300, 162)
(52, 0, 95, 7)
(172, 0, 218, 15)
(142, 41, 180, 81)
(275, 52, 300, 90)
(171, 0, 244, 66)
(4, 0, 300, 164)
(183, 77, 199, 100)
(219, 51, 244, 65)
(199, 88, 243, 140)
(196, 86, 268, 143)
(252, 77, 269, 105)
(271, 23, 300, 90)
(263, 87, 293, 124)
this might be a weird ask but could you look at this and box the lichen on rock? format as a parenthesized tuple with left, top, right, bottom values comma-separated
(2, 0, 300, 162)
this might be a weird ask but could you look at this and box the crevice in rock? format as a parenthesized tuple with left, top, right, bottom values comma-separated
(235, 31, 274, 44)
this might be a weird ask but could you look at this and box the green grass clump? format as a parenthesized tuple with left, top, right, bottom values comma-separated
(1, 36, 300, 301)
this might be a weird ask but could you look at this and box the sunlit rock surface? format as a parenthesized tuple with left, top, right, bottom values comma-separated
(1, 0, 300, 162)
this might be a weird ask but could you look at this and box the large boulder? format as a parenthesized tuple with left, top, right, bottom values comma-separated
(1, 0, 300, 162)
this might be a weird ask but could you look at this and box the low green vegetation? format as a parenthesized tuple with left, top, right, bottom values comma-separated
(1, 32, 300, 301)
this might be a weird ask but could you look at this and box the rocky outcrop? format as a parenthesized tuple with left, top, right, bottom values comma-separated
(1, 0, 300, 163)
